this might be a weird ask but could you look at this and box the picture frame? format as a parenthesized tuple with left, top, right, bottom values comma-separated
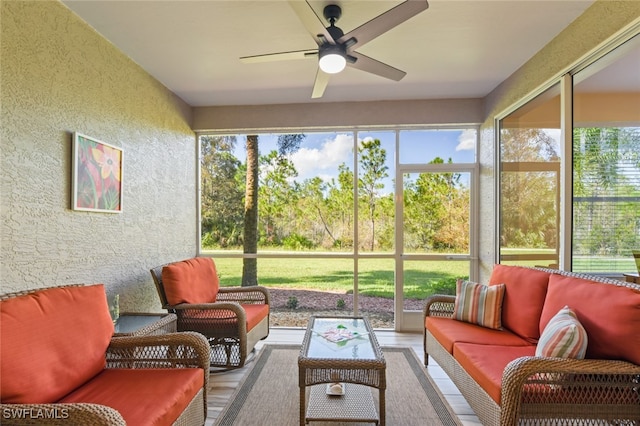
(72, 132, 123, 213)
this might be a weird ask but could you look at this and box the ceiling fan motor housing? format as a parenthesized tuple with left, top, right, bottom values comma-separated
(323, 5, 342, 23)
(323, 5, 344, 41)
(319, 43, 346, 58)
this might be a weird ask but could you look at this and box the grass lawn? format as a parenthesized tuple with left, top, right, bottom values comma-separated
(208, 251, 637, 302)
(211, 257, 468, 300)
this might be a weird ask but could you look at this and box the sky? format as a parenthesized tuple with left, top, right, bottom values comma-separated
(227, 129, 477, 192)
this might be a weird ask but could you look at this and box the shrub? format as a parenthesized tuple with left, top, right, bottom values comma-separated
(332, 238, 353, 249)
(286, 296, 299, 310)
(283, 234, 314, 250)
(201, 232, 217, 249)
(336, 298, 346, 309)
(430, 277, 457, 295)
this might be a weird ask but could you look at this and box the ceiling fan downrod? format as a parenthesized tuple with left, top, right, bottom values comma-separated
(323, 5, 344, 41)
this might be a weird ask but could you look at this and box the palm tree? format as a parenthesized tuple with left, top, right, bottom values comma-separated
(241, 134, 305, 286)
(242, 135, 259, 286)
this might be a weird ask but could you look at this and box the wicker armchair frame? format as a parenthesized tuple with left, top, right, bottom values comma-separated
(150, 262, 270, 369)
(422, 271, 640, 426)
(0, 286, 211, 426)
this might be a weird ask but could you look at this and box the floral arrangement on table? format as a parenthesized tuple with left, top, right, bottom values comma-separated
(320, 324, 366, 345)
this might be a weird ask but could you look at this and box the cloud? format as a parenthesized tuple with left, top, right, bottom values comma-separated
(290, 134, 353, 181)
(455, 129, 476, 151)
(359, 135, 374, 146)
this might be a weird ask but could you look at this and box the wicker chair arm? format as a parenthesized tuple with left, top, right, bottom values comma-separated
(171, 302, 249, 333)
(423, 294, 456, 319)
(172, 301, 247, 318)
(0, 403, 126, 425)
(217, 285, 271, 305)
(500, 356, 640, 425)
(106, 332, 211, 371)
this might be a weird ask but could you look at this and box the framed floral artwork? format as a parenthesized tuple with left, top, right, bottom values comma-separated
(72, 132, 123, 213)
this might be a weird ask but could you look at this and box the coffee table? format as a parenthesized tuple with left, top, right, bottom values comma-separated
(298, 316, 386, 425)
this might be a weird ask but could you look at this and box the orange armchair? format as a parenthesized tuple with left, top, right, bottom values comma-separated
(150, 257, 270, 369)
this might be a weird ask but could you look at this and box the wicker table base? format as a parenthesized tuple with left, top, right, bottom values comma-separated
(306, 384, 379, 424)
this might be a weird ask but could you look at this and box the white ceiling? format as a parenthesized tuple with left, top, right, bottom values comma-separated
(62, 0, 597, 107)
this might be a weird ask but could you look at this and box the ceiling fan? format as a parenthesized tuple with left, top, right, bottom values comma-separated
(239, 0, 429, 99)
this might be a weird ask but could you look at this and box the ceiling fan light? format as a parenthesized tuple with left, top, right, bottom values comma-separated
(319, 46, 346, 74)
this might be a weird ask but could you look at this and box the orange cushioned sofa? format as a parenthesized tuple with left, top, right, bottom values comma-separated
(424, 265, 640, 426)
(0, 284, 211, 426)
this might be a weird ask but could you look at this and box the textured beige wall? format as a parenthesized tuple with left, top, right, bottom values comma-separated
(193, 98, 483, 131)
(477, 1, 640, 281)
(1, 0, 196, 312)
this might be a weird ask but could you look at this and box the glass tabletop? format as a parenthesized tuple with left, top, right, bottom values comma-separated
(114, 314, 166, 334)
(305, 317, 377, 360)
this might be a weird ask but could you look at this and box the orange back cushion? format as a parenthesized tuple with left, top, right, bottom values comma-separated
(540, 274, 640, 364)
(1, 284, 114, 403)
(162, 257, 219, 305)
(488, 264, 551, 343)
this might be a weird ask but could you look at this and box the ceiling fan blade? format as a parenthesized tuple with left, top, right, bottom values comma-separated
(311, 68, 330, 98)
(240, 49, 318, 64)
(288, 0, 335, 45)
(347, 51, 406, 81)
(339, 0, 428, 51)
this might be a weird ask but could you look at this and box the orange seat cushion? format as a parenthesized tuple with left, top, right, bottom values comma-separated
(454, 343, 536, 404)
(59, 368, 204, 426)
(162, 257, 219, 305)
(242, 303, 270, 331)
(180, 303, 269, 332)
(426, 317, 531, 354)
(1, 285, 113, 403)
(540, 274, 640, 364)
(488, 264, 551, 343)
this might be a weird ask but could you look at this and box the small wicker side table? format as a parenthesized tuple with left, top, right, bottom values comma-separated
(623, 273, 640, 284)
(114, 313, 177, 336)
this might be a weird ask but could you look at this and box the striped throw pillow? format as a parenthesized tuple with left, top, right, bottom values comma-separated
(536, 306, 588, 358)
(453, 279, 505, 330)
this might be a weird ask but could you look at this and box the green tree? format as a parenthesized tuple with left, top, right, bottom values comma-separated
(298, 177, 332, 248)
(358, 139, 389, 251)
(258, 150, 298, 244)
(432, 166, 469, 252)
(404, 165, 447, 250)
(200, 135, 243, 248)
(500, 128, 559, 249)
(327, 163, 355, 249)
(375, 193, 395, 251)
(402, 158, 469, 253)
